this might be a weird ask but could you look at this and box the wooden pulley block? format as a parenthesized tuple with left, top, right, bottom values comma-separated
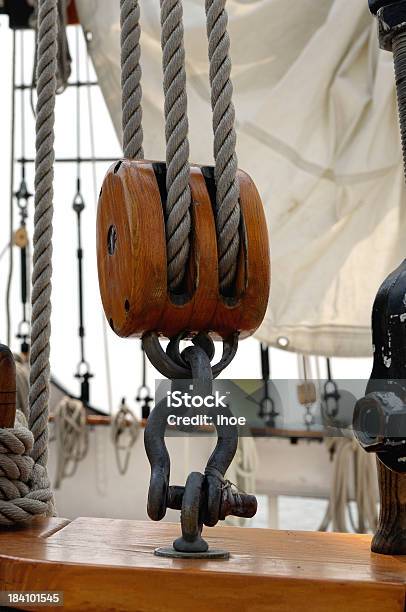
(297, 382, 317, 406)
(14, 226, 28, 248)
(96, 159, 270, 340)
(0, 344, 16, 428)
(67, 1, 80, 25)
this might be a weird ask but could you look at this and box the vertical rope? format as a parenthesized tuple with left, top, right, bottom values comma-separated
(160, 0, 191, 291)
(120, 0, 144, 159)
(29, 0, 57, 476)
(6, 31, 16, 347)
(205, 0, 240, 292)
(393, 32, 406, 182)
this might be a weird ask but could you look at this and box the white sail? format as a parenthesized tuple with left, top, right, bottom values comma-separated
(76, 0, 404, 357)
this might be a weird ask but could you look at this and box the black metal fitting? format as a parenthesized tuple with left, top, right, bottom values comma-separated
(353, 259, 406, 472)
(369, 0, 404, 15)
(0, 0, 34, 30)
(144, 337, 257, 554)
(354, 391, 406, 471)
(370, 1, 406, 51)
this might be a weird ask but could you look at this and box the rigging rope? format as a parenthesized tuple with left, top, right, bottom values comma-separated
(319, 437, 378, 534)
(205, 0, 240, 293)
(72, 28, 93, 405)
(119, 1, 241, 293)
(120, 0, 144, 160)
(111, 399, 140, 475)
(225, 436, 258, 527)
(52, 397, 88, 489)
(6, 31, 16, 347)
(30, 0, 72, 94)
(160, 0, 192, 291)
(85, 52, 114, 415)
(27, 0, 58, 513)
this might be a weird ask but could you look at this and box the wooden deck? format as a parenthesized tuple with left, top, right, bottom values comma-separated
(0, 518, 405, 611)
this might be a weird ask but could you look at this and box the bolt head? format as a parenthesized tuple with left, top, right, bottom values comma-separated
(375, 2, 406, 51)
(369, 0, 404, 16)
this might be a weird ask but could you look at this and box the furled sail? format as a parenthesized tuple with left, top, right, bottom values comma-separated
(76, 0, 404, 357)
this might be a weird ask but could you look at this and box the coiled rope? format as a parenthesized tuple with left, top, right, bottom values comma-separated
(319, 437, 378, 534)
(0, 0, 57, 526)
(53, 397, 88, 489)
(111, 400, 140, 475)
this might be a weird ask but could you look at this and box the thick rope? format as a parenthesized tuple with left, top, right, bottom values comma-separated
(31, 0, 72, 93)
(205, 0, 240, 292)
(0, 413, 51, 525)
(120, 0, 144, 159)
(53, 397, 88, 489)
(28, 0, 58, 513)
(160, 0, 192, 291)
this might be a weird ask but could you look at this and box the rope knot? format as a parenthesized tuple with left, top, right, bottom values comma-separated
(0, 416, 54, 525)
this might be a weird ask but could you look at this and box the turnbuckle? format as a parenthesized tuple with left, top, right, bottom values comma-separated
(143, 332, 257, 558)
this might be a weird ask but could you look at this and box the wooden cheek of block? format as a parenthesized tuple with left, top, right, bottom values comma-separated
(0, 345, 16, 428)
(96, 159, 270, 340)
(297, 382, 317, 406)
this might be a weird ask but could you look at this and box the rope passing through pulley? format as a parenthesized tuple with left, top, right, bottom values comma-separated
(96, 0, 270, 557)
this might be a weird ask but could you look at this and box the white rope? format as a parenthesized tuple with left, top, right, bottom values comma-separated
(111, 401, 140, 475)
(0, 411, 51, 525)
(225, 436, 258, 526)
(319, 437, 378, 533)
(120, 0, 144, 159)
(52, 397, 88, 489)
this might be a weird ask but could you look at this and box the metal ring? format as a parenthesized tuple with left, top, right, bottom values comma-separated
(142, 332, 238, 380)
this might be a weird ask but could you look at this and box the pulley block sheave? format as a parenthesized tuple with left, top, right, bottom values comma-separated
(96, 159, 270, 340)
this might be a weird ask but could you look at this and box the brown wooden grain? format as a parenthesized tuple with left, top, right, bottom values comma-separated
(0, 345, 16, 428)
(0, 518, 405, 612)
(97, 160, 270, 340)
(372, 458, 406, 555)
(211, 169, 271, 340)
(67, 1, 79, 24)
(97, 160, 167, 337)
(157, 166, 219, 337)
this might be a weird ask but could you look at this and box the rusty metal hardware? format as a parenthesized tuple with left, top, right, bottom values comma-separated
(144, 334, 257, 557)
